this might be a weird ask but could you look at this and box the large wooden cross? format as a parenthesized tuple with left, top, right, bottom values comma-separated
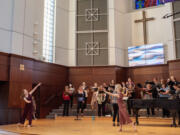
(134, 11, 155, 44)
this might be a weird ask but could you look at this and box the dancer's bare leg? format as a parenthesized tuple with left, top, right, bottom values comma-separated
(119, 124, 122, 132)
(33, 113, 37, 120)
(131, 122, 137, 131)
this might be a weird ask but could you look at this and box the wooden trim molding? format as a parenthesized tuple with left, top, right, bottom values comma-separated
(168, 59, 180, 63)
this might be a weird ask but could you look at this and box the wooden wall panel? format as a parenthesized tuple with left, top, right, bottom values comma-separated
(0, 65, 9, 81)
(127, 65, 169, 84)
(69, 66, 117, 90)
(116, 67, 127, 83)
(168, 60, 180, 81)
(0, 52, 9, 81)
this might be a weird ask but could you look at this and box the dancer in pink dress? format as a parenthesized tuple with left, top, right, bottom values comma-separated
(104, 84, 136, 132)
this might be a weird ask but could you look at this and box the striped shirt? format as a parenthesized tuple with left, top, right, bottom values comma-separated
(111, 91, 118, 104)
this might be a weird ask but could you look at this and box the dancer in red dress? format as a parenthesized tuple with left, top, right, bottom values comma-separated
(104, 84, 136, 132)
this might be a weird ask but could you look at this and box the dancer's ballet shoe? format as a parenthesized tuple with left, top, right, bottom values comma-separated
(27, 125, 32, 128)
(17, 123, 24, 127)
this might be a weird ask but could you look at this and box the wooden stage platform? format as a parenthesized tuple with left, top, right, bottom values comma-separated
(0, 117, 180, 135)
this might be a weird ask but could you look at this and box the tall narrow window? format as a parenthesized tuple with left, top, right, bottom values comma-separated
(43, 0, 56, 63)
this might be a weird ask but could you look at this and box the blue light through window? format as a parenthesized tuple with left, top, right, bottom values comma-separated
(135, 0, 175, 9)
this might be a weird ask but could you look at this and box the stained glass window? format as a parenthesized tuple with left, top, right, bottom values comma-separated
(135, 0, 175, 9)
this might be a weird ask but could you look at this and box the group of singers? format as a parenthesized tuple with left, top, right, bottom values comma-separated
(62, 76, 180, 122)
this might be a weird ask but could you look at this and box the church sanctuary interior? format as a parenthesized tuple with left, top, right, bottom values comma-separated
(0, 0, 180, 135)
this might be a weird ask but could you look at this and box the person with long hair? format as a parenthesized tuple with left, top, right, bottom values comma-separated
(104, 84, 136, 132)
(18, 82, 41, 127)
(77, 86, 85, 117)
(91, 82, 98, 92)
(126, 77, 135, 89)
(109, 80, 115, 90)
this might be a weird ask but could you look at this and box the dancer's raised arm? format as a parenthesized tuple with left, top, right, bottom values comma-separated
(29, 83, 42, 95)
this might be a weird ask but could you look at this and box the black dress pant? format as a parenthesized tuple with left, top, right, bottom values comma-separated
(69, 95, 74, 108)
(98, 102, 105, 116)
(160, 97, 170, 117)
(77, 101, 84, 115)
(162, 108, 170, 117)
(84, 97, 87, 109)
(147, 108, 155, 116)
(112, 103, 119, 123)
(127, 98, 133, 115)
(178, 111, 180, 125)
(63, 100, 69, 116)
(20, 105, 33, 125)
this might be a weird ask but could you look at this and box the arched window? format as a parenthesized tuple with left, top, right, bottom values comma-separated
(43, 0, 56, 62)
